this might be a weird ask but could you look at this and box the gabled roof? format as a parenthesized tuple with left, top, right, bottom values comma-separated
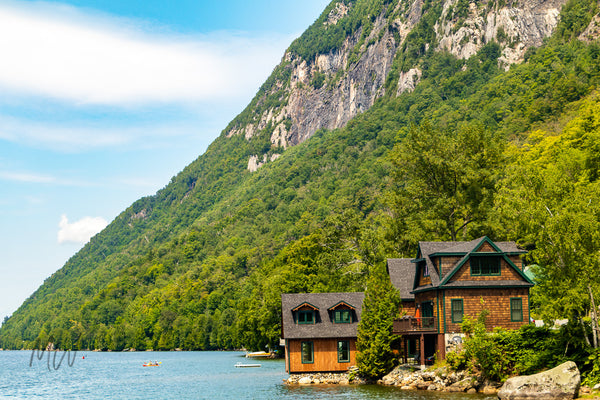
(412, 236, 533, 293)
(387, 258, 416, 301)
(291, 302, 319, 312)
(328, 301, 356, 311)
(281, 292, 365, 340)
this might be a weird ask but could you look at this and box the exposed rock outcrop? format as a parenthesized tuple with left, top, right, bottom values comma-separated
(231, 0, 591, 172)
(497, 361, 581, 400)
(436, 0, 564, 68)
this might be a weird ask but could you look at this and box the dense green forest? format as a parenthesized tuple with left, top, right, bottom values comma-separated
(1, 0, 600, 379)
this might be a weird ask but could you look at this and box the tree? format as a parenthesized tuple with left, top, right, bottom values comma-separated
(494, 96, 600, 348)
(388, 122, 504, 254)
(356, 263, 401, 380)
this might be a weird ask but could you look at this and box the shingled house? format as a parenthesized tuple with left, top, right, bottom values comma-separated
(389, 236, 533, 366)
(281, 292, 364, 373)
(280, 237, 532, 372)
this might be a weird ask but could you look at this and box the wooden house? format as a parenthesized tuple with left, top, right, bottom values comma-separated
(281, 292, 364, 373)
(389, 236, 533, 366)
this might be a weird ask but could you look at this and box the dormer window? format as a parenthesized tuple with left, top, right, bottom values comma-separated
(292, 302, 319, 325)
(328, 301, 356, 324)
(298, 310, 315, 324)
(424, 263, 429, 277)
(334, 309, 352, 323)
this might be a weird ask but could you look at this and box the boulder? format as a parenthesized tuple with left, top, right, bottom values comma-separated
(497, 361, 580, 400)
(447, 377, 475, 392)
(298, 376, 312, 384)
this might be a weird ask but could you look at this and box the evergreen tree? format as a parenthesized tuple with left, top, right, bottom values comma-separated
(356, 264, 401, 380)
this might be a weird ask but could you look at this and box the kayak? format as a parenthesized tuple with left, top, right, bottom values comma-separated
(142, 361, 161, 367)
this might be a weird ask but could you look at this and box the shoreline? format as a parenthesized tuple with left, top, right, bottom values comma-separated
(285, 364, 600, 399)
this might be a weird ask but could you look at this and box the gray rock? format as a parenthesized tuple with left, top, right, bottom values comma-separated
(298, 376, 312, 385)
(497, 361, 580, 400)
(235, 0, 572, 173)
(447, 377, 475, 392)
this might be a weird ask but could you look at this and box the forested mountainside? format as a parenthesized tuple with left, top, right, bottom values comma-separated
(1, 0, 599, 351)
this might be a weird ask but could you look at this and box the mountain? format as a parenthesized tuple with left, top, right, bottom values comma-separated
(1, 0, 599, 351)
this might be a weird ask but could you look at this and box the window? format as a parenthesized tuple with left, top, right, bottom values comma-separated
(451, 299, 463, 323)
(510, 298, 523, 322)
(337, 340, 350, 363)
(334, 309, 352, 323)
(298, 310, 314, 324)
(470, 257, 501, 276)
(423, 263, 429, 277)
(301, 341, 314, 364)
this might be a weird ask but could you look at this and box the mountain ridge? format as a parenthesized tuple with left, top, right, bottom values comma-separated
(1, 0, 599, 351)
(226, 0, 568, 173)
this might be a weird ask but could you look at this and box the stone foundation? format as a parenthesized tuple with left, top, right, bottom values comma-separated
(285, 370, 367, 385)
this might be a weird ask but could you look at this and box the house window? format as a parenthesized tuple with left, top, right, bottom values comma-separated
(470, 257, 501, 276)
(301, 341, 314, 364)
(423, 263, 429, 277)
(298, 310, 315, 324)
(337, 340, 350, 363)
(334, 309, 352, 323)
(510, 298, 523, 322)
(451, 299, 464, 323)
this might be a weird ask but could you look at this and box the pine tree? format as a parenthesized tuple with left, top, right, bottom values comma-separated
(356, 263, 401, 380)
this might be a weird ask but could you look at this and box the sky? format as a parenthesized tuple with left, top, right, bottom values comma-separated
(0, 0, 331, 323)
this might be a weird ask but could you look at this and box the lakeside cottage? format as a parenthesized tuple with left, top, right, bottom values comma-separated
(390, 236, 533, 366)
(281, 237, 533, 372)
(280, 292, 364, 373)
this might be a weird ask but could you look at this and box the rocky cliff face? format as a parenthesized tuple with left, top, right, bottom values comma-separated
(436, 0, 565, 67)
(227, 0, 585, 171)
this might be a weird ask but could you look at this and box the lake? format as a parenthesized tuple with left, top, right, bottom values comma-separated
(0, 350, 495, 399)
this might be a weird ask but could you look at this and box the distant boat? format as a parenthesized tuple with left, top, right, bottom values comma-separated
(235, 362, 261, 368)
(245, 351, 272, 358)
(143, 361, 161, 367)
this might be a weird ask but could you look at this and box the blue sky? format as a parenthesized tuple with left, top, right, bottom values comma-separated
(0, 0, 330, 322)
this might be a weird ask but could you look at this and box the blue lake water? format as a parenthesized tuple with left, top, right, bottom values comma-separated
(0, 351, 495, 399)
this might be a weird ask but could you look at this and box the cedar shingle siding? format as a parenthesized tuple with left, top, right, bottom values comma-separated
(390, 236, 533, 365)
(281, 237, 533, 371)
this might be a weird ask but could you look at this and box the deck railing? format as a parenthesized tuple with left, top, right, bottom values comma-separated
(393, 316, 437, 334)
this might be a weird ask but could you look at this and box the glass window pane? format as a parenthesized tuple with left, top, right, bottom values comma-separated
(337, 340, 349, 362)
(299, 310, 314, 324)
(511, 298, 523, 321)
(451, 299, 463, 323)
(301, 341, 313, 363)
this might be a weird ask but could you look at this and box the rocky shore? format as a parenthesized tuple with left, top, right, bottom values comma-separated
(378, 365, 501, 394)
(284, 365, 497, 391)
(286, 362, 599, 400)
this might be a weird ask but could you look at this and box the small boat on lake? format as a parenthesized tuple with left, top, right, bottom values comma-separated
(245, 351, 272, 358)
(143, 361, 161, 367)
(235, 362, 261, 368)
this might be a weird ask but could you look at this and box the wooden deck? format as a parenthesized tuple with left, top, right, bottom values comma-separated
(393, 317, 437, 334)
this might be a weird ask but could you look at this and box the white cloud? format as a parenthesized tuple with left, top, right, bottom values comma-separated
(0, 170, 56, 184)
(0, 2, 290, 106)
(0, 112, 214, 152)
(57, 214, 108, 244)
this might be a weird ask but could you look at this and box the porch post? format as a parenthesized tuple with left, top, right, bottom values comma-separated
(403, 337, 408, 364)
(419, 334, 425, 367)
(437, 333, 446, 361)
